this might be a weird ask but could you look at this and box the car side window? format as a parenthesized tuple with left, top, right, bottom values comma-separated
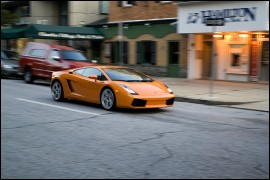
(82, 68, 107, 81)
(48, 50, 60, 61)
(74, 68, 86, 75)
(29, 49, 46, 58)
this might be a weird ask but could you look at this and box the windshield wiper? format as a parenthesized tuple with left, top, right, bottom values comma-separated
(124, 80, 153, 82)
(140, 79, 153, 82)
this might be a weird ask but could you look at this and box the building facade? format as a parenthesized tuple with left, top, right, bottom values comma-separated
(1, 1, 108, 59)
(178, 1, 269, 82)
(89, 1, 188, 77)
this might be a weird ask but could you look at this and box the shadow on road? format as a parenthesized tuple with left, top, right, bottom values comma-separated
(66, 99, 169, 114)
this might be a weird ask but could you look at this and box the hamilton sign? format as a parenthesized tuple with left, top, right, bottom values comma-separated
(178, 1, 268, 33)
(186, 7, 256, 25)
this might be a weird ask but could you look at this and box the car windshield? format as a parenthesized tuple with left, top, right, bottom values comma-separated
(1, 50, 19, 60)
(103, 68, 153, 82)
(61, 50, 88, 61)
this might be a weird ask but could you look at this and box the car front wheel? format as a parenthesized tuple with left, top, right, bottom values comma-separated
(101, 88, 116, 110)
(51, 81, 65, 101)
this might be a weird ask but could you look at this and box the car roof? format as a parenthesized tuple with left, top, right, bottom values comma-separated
(49, 44, 77, 50)
(78, 65, 129, 69)
(27, 42, 77, 51)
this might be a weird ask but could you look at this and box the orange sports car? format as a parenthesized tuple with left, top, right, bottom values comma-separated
(50, 66, 175, 110)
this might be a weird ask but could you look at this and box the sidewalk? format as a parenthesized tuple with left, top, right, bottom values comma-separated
(154, 77, 269, 112)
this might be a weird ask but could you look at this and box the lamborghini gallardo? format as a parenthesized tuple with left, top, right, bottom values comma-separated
(51, 66, 175, 110)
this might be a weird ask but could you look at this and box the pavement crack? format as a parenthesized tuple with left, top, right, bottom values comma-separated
(254, 164, 269, 175)
(143, 144, 173, 179)
(119, 130, 184, 147)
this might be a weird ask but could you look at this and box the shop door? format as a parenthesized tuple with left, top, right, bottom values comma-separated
(111, 42, 128, 64)
(91, 41, 101, 63)
(167, 41, 179, 77)
(260, 41, 269, 81)
(202, 41, 212, 79)
(111, 42, 119, 64)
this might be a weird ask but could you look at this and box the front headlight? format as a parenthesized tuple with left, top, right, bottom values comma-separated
(118, 84, 138, 95)
(2, 64, 13, 69)
(163, 83, 174, 94)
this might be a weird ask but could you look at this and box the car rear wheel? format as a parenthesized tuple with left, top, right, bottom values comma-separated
(51, 81, 65, 101)
(24, 68, 34, 84)
(101, 88, 116, 110)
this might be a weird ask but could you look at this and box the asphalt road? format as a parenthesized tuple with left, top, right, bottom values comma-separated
(1, 78, 269, 179)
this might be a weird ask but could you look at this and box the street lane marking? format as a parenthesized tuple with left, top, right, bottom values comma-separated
(16, 98, 101, 116)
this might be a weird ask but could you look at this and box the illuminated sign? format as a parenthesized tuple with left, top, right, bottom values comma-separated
(178, 1, 268, 33)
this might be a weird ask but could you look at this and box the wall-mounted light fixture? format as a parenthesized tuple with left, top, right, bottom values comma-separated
(213, 34, 223, 38)
(144, 23, 151, 27)
(239, 34, 248, 38)
(102, 25, 109, 29)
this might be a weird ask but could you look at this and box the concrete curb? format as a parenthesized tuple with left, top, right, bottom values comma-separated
(174, 96, 261, 106)
(174, 97, 269, 112)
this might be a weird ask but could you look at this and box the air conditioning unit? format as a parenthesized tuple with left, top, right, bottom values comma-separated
(42, 20, 48, 25)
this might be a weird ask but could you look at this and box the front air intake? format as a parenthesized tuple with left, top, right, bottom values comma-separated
(131, 99, 147, 107)
(166, 98, 174, 105)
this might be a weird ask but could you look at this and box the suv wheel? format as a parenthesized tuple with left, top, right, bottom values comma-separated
(24, 68, 34, 84)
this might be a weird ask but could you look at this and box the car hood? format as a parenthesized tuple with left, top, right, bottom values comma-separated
(1, 59, 19, 67)
(115, 81, 170, 95)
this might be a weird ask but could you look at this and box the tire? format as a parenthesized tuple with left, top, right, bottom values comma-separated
(24, 68, 34, 84)
(51, 80, 65, 101)
(100, 88, 116, 110)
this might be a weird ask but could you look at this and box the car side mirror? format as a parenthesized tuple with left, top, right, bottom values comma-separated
(52, 56, 60, 61)
(88, 75, 98, 82)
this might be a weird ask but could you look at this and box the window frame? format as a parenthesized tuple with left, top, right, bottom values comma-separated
(82, 67, 108, 81)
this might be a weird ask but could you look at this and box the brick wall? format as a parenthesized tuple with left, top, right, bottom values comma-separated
(109, 1, 178, 22)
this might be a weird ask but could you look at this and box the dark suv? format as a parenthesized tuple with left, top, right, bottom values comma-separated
(19, 42, 96, 83)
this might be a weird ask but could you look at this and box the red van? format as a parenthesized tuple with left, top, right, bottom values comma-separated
(19, 42, 96, 83)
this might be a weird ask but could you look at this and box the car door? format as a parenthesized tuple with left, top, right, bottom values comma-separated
(70, 67, 106, 103)
(28, 49, 47, 78)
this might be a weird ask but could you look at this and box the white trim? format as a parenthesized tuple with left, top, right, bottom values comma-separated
(160, 1, 172, 4)
(122, 1, 133, 7)
(108, 17, 177, 24)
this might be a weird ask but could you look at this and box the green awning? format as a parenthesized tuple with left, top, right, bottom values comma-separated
(1, 27, 27, 39)
(1, 24, 104, 40)
(24, 24, 104, 40)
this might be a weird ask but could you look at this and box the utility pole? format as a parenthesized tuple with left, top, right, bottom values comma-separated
(210, 25, 216, 97)
(118, 22, 123, 65)
(205, 18, 225, 97)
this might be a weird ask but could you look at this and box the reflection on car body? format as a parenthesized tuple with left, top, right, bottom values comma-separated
(51, 66, 175, 110)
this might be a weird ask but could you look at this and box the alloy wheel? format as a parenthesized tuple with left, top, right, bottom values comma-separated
(101, 88, 115, 110)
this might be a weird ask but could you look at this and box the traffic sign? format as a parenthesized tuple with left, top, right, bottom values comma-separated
(206, 18, 225, 26)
